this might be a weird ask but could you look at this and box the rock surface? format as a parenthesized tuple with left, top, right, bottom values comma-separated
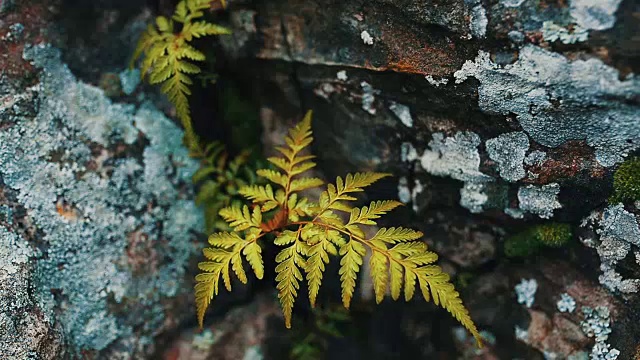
(2, 0, 640, 358)
(218, 0, 640, 358)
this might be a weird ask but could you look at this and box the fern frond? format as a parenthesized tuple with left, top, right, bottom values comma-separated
(370, 227, 423, 244)
(369, 252, 388, 303)
(276, 240, 307, 328)
(290, 177, 324, 192)
(184, 21, 232, 40)
(319, 172, 391, 213)
(288, 194, 318, 221)
(348, 200, 402, 225)
(196, 231, 255, 327)
(194, 111, 481, 347)
(219, 204, 262, 231)
(305, 237, 330, 307)
(256, 169, 288, 188)
(417, 269, 481, 346)
(338, 241, 366, 308)
(243, 242, 264, 279)
(132, 0, 230, 149)
(239, 184, 279, 211)
(195, 272, 218, 327)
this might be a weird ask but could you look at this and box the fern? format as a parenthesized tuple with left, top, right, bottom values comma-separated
(131, 0, 231, 150)
(191, 141, 264, 233)
(195, 111, 483, 347)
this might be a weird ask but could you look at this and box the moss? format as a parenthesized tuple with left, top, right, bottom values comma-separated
(504, 223, 572, 258)
(536, 223, 572, 247)
(610, 157, 640, 203)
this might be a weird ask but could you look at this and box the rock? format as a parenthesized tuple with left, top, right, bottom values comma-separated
(162, 294, 282, 360)
(0, 42, 207, 358)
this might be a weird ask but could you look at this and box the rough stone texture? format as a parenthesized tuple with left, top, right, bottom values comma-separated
(2, 0, 640, 358)
(0, 42, 205, 358)
(216, 0, 640, 357)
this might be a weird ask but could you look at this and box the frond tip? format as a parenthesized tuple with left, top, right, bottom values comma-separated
(131, 0, 231, 151)
(194, 110, 482, 347)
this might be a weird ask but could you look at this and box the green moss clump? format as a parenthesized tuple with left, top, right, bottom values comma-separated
(611, 157, 640, 203)
(504, 223, 572, 258)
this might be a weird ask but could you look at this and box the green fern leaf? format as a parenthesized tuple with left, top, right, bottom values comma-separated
(338, 241, 366, 308)
(276, 241, 306, 328)
(370, 227, 423, 244)
(290, 177, 324, 192)
(305, 239, 329, 307)
(370, 251, 388, 304)
(348, 200, 402, 225)
(219, 204, 261, 230)
(243, 242, 264, 279)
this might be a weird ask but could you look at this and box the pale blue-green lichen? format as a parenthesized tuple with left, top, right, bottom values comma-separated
(583, 204, 640, 293)
(460, 182, 508, 214)
(515, 278, 537, 308)
(466, 0, 487, 38)
(569, 0, 622, 31)
(388, 102, 413, 128)
(486, 131, 529, 182)
(517, 183, 562, 219)
(119, 68, 141, 96)
(524, 150, 547, 166)
(420, 132, 491, 183)
(454, 45, 640, 167)
(542, 21, 589, 44)
(414, 131, 515, 214)
(581, 306, 619, 359)
(0, 44, 203, 357)
(556, 293, 576, 313)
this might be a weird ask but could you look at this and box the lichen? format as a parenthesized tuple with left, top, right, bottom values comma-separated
(517, 183, 562, 219)
(610, 157, 640, 204)
(0, 44, 203, 356)
(501, 0, 525, 7)
(389, 102, 413, 127)
(525, 150, 547, 166)
(119, 68, 141, 96)
(467, 0, 487, 38)
(515, 278, 537, 308)
(556, 293, 576, 313)
(580, 306, 620, 360)
(420, 132, 491, 183)
(397, 176, 424, 212)
(360, 81, 379, 115)
(542, 21, 589, 44)
(424, 75, 449, 87)
(460, 182, 508, 214)
(360, 30, 374, 45)
(584, 204, 640, 293)
(413, 132, 506, 213)
(569, 0, 622, 31)
(454, 46, 640, 167)
(486, 132, 529, 182)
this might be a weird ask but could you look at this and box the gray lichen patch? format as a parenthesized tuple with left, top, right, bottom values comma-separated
(420, 132, 491, 183)
(466, 0, 488, 38)
(388, 102, 413, 128)
(569, 0, 623, 31)
(583, 204, 640, 293)
(0, 44, 203, 356)
(517, 183, 562, 218)
(524, 150, 547, 166)
(454, 45, 640, 167)
(486, 132, 529, 182)
(415, 131, 502, 213)
(541, 21, 589, 44)
(460, 182, 508, 214)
